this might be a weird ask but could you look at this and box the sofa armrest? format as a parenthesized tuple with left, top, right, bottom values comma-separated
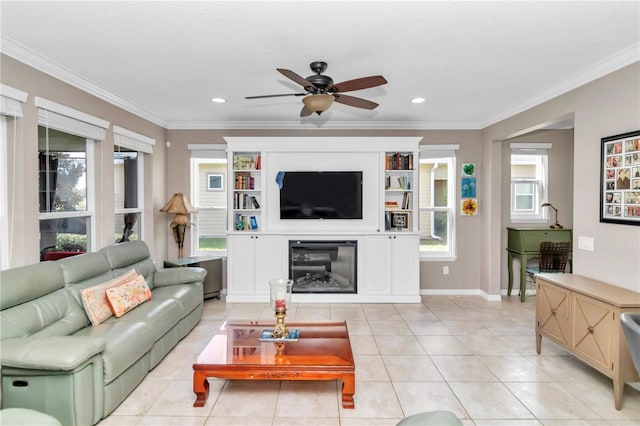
(1, 336, 105, 371)
(154, 267, 207, 287)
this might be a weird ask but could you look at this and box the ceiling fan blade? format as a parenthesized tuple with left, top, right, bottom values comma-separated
(328, 75, 387, 93)
(300, 106, 313, 117)
(334, 94, 379, 110)
(277, 68, 317, 89)
(245, 93, 306, 99)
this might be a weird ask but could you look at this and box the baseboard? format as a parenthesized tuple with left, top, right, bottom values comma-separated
(420, 288, 502, 302)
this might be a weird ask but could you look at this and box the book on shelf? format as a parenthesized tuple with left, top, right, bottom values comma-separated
(385, 153, 414, 170)
(251, 196, 260, 209)
(235, 172, 255, 190)
(402, 192, 411, 209)
(384, 201, 399, 209)
(234, 193, 260, 210)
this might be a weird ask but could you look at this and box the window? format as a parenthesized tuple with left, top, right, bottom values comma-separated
(114, 147, 142, 243)
(207, 174, 224, 191)
(190, 146, 228, 255)
(112, 125, 154, 244)
(38, 126, 93, 257)
(419, 145, 458, 259)
(36, 97, 109, 260)
(510, 143, 551, 222)
(1, 84, 27, 269)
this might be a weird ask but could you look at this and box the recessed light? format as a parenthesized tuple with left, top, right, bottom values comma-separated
(411, 97, 426, 104)
(211, 97, 226, 103)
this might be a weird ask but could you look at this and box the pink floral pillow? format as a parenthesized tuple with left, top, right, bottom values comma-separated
(105, 275, 152, 318)
(80, 269, 139, 325)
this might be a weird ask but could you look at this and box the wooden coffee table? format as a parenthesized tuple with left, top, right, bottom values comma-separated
(193, 321, 356, 408)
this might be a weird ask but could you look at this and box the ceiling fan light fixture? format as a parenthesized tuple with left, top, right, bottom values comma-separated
(302, 93, 335, 113)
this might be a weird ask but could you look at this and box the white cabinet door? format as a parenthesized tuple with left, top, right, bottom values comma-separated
(254, 235, 285, 295)
(227, 235, 257, 295)
(363, 235, 392, 295)
(391, 235, 419, 295)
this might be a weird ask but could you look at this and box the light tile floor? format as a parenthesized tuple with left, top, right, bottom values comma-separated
(99, 295, 640, 426)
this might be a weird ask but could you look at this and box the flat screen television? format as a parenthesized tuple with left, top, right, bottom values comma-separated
(279, 171, 363, 219)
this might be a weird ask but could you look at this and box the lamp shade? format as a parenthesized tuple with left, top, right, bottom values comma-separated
(302, 94, 335, 113)
(160, 193, 196, 215)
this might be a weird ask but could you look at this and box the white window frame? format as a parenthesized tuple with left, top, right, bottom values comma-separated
(0, 116, 9, 269)
(189, 145, 228, 256)
(510, 143, 551, 223)
(113, 126, 154, 244)
(36, 98, 109, 254)
(114, 147, 145, 243)
(0, 85, 27, 269)
(419, 145, 458, 261)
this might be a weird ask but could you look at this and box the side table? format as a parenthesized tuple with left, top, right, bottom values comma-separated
(164, 257, 222, 299)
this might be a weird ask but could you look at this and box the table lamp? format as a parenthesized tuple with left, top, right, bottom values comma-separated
(160, 193, 196, 258)
(541, 202, 563, 229)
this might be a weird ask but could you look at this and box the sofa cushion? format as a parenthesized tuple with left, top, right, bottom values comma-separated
(0, 262, 64, 310)
(80, 269, 139, 325)
(1, 289, 88, 340)
(58, 252, 115, 307)
(105, 275, 152, 318)
(101, 241, 157, 289)
(72, 320, 155, 383)
(114, 297, 183, 342)
(152, 283, 203, 316)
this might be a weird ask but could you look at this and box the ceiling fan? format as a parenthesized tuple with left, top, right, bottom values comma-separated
(245, 61, 387, 117)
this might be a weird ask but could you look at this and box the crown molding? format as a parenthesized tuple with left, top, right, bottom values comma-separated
(0, 35, 168, 128)
(3, 34, 636, 132)
(165, 120, 483, 130)
(483, 42, 640, 128)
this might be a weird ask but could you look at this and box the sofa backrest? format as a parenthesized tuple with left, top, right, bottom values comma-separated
(58, 250, 115, 307)
(0, 262, 88, 340)
(101, 241, 157, 289)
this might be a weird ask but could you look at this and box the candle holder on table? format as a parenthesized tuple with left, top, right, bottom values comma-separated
(269, 278, 293, 339)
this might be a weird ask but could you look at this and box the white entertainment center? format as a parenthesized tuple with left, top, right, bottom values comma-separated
(225, 137, 422, 303)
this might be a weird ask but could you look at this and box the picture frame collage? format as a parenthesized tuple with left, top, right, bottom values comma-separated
(460, 163, 478, 216)
(600, 130, 640, 225)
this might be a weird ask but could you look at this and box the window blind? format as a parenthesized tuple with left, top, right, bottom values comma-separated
(0, 84, 28, 117)
(35, 97, 109, 141)
(420, 144, 460, 159)
(510, 143, 552, 155)
(113, 125, 155, 154)
(188, 144, 227, 159)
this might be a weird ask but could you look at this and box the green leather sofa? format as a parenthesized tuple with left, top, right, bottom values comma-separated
(0, 241, 206, 425)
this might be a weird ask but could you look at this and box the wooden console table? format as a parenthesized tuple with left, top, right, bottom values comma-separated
(506, 227, 572, 302)
(535, 273, 640, 410)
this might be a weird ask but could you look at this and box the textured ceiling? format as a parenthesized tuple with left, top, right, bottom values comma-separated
(1, 1, 639, 129)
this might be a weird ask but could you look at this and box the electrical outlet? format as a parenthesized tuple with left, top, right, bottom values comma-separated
(443, 266, 449, 275)
(578, 236, 594, 251)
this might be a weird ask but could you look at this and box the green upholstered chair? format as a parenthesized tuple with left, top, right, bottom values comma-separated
(620, 313, 640, 374)
(0, 408, 62, 426)
(396, 410, 463, 425)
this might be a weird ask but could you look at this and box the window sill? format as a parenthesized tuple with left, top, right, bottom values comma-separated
(510, 218, 548, 224)
(420, 255, 457, 262)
